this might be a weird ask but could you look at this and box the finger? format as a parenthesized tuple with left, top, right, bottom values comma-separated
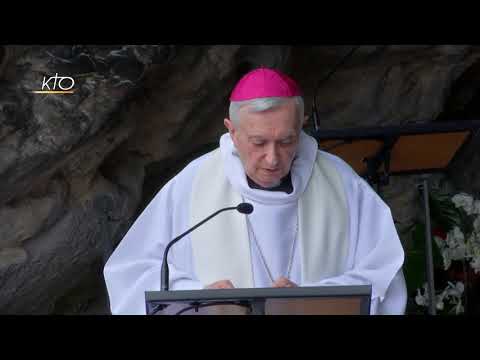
(206, 280, 229, 289)
(272, 279, 286, 287)
(273, 277, 296, 288)
(275, 277, 289, 286)
(221, 280, 234, 288)
(217, 280, 235, 289)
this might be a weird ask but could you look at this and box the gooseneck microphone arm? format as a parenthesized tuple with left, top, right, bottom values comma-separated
(161, 203, 253, 291)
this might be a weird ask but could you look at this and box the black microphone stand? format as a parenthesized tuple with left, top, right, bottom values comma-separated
(161, 203, 253, 292)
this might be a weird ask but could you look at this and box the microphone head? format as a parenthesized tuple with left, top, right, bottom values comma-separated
(237, 202, 253, 214)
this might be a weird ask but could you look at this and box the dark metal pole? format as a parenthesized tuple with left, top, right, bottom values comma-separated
(422, 179, 436, 315)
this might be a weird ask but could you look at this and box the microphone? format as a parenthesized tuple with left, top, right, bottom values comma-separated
(160, 202, 254, 291)
(236, 202, 253, 214)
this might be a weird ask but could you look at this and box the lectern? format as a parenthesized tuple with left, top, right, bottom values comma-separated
(145, 285, 371, 315)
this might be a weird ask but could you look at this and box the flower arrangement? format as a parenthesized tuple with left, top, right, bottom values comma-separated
(409, 191, 480, 314)
(434, 193, 480, 273)
(415, 281, 464, 314)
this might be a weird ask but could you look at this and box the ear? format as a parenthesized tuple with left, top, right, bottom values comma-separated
(224, 118, 241, 148)
(303, 114, 309, 127)
(224, 118, 236, 137)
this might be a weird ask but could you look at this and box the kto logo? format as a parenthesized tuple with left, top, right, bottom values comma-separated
(32, 73, 75, 94)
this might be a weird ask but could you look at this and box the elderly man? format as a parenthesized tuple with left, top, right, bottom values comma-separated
(103, 67, 407, 315)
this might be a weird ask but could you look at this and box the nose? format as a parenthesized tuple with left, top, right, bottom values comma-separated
(265, 144, 279, 168)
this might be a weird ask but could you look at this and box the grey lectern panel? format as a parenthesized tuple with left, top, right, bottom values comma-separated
(145, 285, 372, 315)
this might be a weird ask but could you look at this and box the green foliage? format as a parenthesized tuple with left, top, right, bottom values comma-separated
(403, 222, 443, 296)
(427, 189, 461, 232)
(403, 224, 425, 295)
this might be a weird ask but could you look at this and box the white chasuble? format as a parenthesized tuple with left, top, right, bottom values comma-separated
(189, 134, 349, 288)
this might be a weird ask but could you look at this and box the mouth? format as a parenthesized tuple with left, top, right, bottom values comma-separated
(262, 168, 280, 173)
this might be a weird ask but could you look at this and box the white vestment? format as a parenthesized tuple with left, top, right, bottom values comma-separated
(103, 131, 407, 315)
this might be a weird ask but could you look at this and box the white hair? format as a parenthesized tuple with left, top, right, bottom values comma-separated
(229, 96, 304, 127)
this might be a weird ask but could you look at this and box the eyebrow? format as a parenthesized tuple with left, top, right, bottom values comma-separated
(248, 135, 296, 142)
(248, 136, 266, 141)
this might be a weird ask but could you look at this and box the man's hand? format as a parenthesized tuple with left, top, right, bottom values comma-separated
(205, 280, 235, 289)
(272, 277, 298, 288)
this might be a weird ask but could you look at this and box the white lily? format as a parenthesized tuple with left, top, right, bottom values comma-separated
(465, 236, 475, 258)
(473, 216, 480, 233)
(435, 289, 448, 310)
(443, 281, 464, 302)
(442, 250, 452, 270)
(474, 232, 480, 246)
(450, 245, 467, 261)
(415, 288, 427, 306)
(470, 256, 480, 274)
(454, 281, 464, 295)
(434, 235, 446, 250)
(452, 193, 474, 215)
(446, 227, 465, 249)
(453, 226, 465, 245)
(473, 200, 480, 215)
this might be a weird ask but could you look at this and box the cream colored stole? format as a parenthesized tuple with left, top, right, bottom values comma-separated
(189, 149, 349, 288)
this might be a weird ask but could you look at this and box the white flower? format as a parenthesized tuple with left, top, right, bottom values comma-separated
(415, 288, 427, 306)
(441, 217, 480, 273)
(453, 281, 464, 295)
(473, 200, 480, 215)
(450, 244, 467, 260)
(473, 242, 480, 257)
(442, 227, 467, 262)
(453, 226, 465, 244)
(415, 282, 466, 314)
(446, 227, 465, 248)
(473, 216, 480, 233)
(470, 256, 480, 274)
(444, 281, 464, 301)
(435, 289, 448, 310)
(443, 282, 465, 314)
(452, 193, 474, 215)
(434, 235, 446, 249)
(442, 249, 452, 270)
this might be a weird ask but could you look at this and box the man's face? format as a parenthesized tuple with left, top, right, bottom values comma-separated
(224, 99, 301, 188)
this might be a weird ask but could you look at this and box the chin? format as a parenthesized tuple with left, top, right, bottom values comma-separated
(259, 178, 282, 188)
